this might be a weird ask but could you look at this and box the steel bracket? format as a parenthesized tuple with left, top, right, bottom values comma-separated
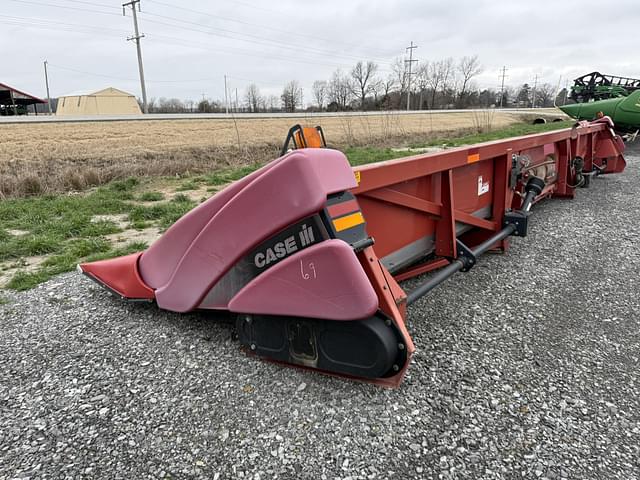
(503, 210, 529, 236)
(455, 240, 476, 272)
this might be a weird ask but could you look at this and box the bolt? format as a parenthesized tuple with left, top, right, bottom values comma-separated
(250, 344, 256, 351)
(245, 316, 252, 324)
(392, 364, 399, 372)
(385, 319, 392, 326)
(398, 343, 405, 351)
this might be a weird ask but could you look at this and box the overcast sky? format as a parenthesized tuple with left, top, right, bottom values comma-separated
(3, 0, 638, 105)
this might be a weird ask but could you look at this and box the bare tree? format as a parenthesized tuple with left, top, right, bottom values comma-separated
(244, 83, 262, 112)
(379, 74, 396, 108)
(156, 97, 186, 113)
(391, 57, 408, 108)
(427, 62, 444, 108)
(350, 61, 379, 110)
(416, 63, 430, 110)
(427, 58, 455, 108)
(328, 69, 353, 110)
(535, 83, 555, 107)
(312, 80, 327, 110)
(440, 57, 456, 106)
(281, 80, 303, 112)
(266, 95, 280, 112)
(458, 55, 483, 106)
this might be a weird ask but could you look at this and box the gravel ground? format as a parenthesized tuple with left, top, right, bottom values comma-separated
(1, 146, 639, 480)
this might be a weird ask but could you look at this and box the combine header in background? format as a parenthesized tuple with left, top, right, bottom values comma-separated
(559, 90, 640, 133)
(560, 72, 640, 132)
(570, 71, 640, 103)
(80, 122, 626, 387)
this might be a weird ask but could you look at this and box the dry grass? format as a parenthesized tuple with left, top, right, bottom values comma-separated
(0, 111, 545, 197)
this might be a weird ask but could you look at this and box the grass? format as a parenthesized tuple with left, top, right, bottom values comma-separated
(0, 177, 192, 290)
(0, 120, 571, 291)
(411, 120, 574, 148)
(205, 164, 263, 186)
(6, 241, 148, 291)
(344, 147, 405, 166)
(138, 191, 165, 202)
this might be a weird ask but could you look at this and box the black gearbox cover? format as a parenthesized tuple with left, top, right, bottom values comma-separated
(235, 313, 406, 379)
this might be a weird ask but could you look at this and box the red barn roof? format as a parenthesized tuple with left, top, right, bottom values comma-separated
(0, 82, 47, 105)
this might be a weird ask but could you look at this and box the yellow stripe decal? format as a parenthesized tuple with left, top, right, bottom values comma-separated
(333, 212, 365, 232)
(354, 171, 361, 185)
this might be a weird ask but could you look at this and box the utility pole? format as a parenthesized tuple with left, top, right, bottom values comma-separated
(235, 88, 238, 112)
(532, 74, 538, 108)
(224, 75, 229, 114)
(123, 0, 148, 113)
(499, 66, 508, 108)
(43, 60, 52, 114)
(405, 41, 418, 111)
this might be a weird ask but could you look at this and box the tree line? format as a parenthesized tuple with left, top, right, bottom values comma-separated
(142, 56, 561, 114)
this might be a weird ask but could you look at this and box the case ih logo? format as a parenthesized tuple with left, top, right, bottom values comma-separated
(254, 224, 315, 268)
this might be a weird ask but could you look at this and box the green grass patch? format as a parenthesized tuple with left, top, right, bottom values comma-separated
(108, 177, 139, 192)
(6, 241, 148, 291)
(344, 147, 407, 166)
(0, 180, 143, 290)
(412, 121, 574, 148)
(138, 191, 164, 202)
(176, 180, 199, 191)
(205, 164, 263, 186)
(129, 195, 196, 230)
(0, 296, 8, 305)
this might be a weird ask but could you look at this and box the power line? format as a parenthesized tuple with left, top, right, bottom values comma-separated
(123, 0, 149, 113)
(0, 13, 130, 34)
(6, 0, 122, 16)
(6, 1, 396, 72)
(405, 41, 418, 111)
(8, 0, 395, 66)
(1, 11, 358, 75)
(499, 66, 508, 108)
(57, 0, 120, 10)
(48, 63, 139, 82)
(138, 10, 395, 66)
(145, 0, 393, 60)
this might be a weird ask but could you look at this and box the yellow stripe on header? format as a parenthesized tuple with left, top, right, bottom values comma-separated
(333, 212, 365, 232)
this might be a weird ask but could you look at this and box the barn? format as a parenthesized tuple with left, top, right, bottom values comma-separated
(0, 82, 48, 115)
(56, 87, 142, 116)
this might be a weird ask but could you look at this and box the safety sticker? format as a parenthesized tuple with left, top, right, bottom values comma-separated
(478, 176, 490, 195)
(354, 171, 361, 185)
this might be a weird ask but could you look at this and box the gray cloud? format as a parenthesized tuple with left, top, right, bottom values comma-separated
(3, 0, 637, 103)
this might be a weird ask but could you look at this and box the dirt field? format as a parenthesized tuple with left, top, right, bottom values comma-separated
(0, 110, 557, 197)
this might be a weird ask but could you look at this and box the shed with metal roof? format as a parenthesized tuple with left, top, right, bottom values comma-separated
(0, 82, 48, 115)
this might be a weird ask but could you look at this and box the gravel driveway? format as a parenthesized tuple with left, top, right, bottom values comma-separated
(1, 146, 639, 480)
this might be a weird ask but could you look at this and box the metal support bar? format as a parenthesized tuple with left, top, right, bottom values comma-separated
(405, 224, 515, 305)
(406, 175, 548, 305)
